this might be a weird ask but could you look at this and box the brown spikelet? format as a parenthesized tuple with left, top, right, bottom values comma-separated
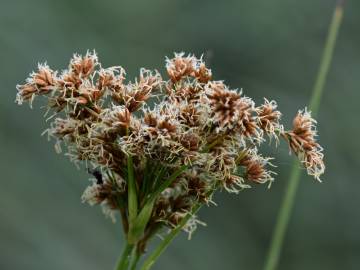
(285, 109, 318, 153)
(283, 109, 325, 180)
(144, 112, 158, 127)
(166, 53, 196, 82)
(186, 175, 207, 202)
(173, 85, 203, 101)
(119, 70, 161, 112)
(102, 107, 131, 135)
(61, 72, 82, 89)
(195, 63, 212, 83)
(256, 99, 282, 137)
(178, 103, 201, 127)
(34, 68, 55, 89)
(241, 158, 266, 183)
(97, 70, 114, 90)
(157, 119, 177, 134)
(16, 65, 57, 104)
(70, 52, 97, 78)
(241, 117, 258, 138)
(16, 84, 37, 102)
(206, 81, 241, 128)
(180, 133, 200, 151)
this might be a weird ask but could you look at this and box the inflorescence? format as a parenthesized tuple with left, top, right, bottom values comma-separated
(16, 51, 325, 249)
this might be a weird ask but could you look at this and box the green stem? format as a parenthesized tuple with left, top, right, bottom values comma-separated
(263, 2, 345, 270)
(127, 154, 138, 224)
(309, 0, 345, 115)
(129, 249, 141, 270)
(126, 127, 138, 228)
(115, 242, 135, 270)
(140, 204, 203, 270)
(263, 162, 301, 270)
(148, 164, 188, 202)
(128, 165, 189, 244)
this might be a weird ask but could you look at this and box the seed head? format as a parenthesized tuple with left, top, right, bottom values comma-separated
(16, 51, 325, 240)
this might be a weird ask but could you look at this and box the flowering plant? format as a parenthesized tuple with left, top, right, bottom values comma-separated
(16, 51, 324, 270)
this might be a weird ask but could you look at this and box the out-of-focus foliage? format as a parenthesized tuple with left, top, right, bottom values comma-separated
(0, 0, 359, 269)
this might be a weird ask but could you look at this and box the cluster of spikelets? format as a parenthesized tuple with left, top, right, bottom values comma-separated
(16, 51, 324, 249)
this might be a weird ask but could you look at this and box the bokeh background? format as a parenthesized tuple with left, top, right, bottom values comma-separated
(1, 0, 359, 269)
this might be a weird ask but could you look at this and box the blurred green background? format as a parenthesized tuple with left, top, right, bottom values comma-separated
(1, 0, 359, 269)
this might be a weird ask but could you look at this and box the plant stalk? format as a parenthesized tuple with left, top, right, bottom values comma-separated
(129, 248, 142, 270)
(115, 242, 135, 270)
(263, 2, 345, 270)
(140, 203, 203, 270)
(127, 154, 138, 225)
